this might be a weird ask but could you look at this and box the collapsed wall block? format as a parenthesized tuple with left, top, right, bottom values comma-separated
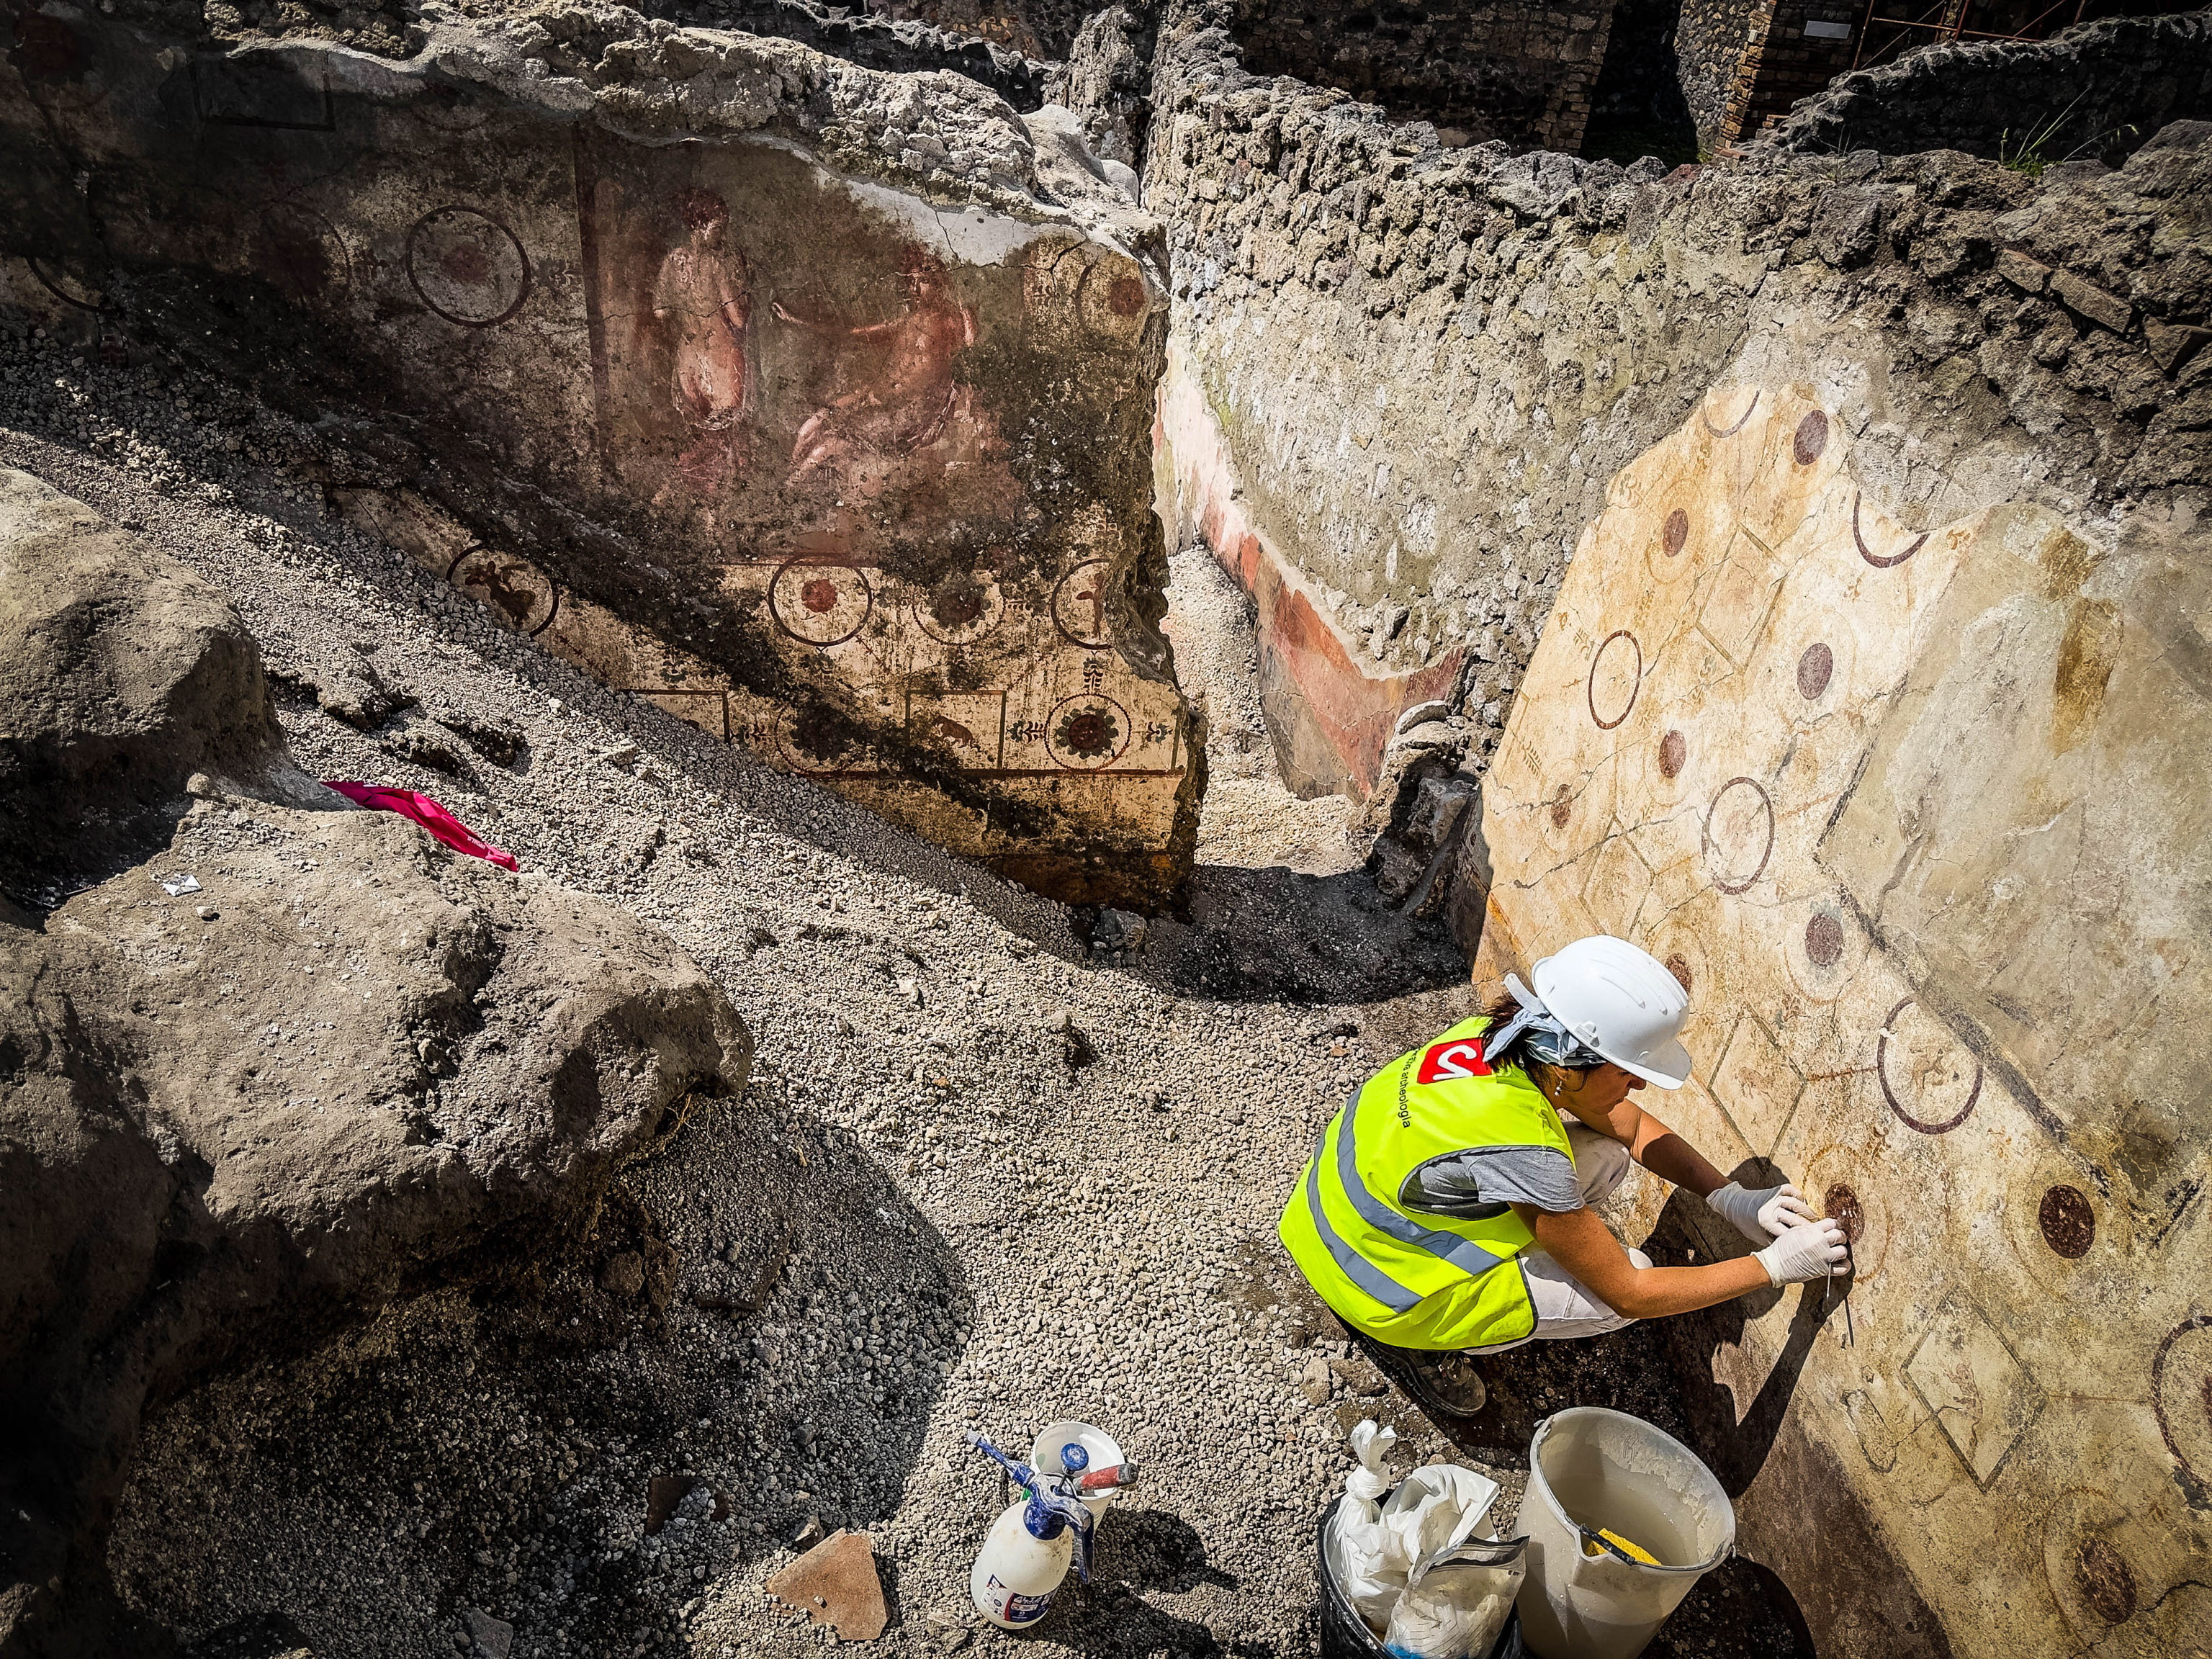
(0, 467, 755, 1658)
(1762, 9, 2212, 166)
(0, 1, 1199, 910)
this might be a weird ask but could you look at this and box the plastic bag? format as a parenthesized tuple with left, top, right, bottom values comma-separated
(1382, 1537, 1526, 1659)
(1379, 1464, 1498, 1573)
(1326, 1419, 1403, 1628)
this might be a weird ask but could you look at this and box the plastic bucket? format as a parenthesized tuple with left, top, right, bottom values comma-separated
(1030, 1420, 1125, 1522)
(1513, 1408, 1734, 1659)
(1316, 1502, 1524, 1659)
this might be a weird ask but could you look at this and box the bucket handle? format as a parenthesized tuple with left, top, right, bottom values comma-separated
(1573, 1522, 1733, 1575)
(1532, 1416, 1737, 1577)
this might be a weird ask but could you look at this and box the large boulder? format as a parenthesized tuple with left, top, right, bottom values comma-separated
(0, 476, 751, 1658)
(0, 470, 288, 903)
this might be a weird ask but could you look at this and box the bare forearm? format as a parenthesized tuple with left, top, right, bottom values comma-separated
(1605, 1256, 1771, 1318)
(1524, 1202, 1773, 1319)
(1629, 1118, 1727, 1200)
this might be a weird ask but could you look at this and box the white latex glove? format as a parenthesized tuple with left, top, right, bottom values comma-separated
(1754, 1218, 1850, 1286)
(1705, 1180, 1815, 1246)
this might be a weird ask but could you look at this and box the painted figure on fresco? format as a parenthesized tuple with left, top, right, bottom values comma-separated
(652, 188, 752, 491)
(772, 243, 976, 482)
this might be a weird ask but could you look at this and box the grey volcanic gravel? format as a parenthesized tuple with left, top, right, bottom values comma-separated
(0, 328, 1486, 1659)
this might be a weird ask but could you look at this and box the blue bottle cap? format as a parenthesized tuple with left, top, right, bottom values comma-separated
(1024, 1495, 1069, 1540)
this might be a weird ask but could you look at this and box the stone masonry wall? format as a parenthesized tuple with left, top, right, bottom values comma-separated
(1229, 0, 1617, 151)
(1147, 0, 2208, 809)
(1766, 8, 2212, 164)
(692, 0, 1054, 105)
(863, 0, 1097, 58)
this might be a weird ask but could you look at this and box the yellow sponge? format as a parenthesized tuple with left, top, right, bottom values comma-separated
(1583, 1529, 1660, 1566)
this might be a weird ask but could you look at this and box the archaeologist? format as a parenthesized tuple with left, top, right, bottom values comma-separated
(1280, 934, 1848, 1416)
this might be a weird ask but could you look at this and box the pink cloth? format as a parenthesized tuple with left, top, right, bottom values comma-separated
(323, 782, 520, 871)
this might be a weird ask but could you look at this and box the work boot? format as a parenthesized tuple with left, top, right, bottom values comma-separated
(1359, 1337, 1488, 1418)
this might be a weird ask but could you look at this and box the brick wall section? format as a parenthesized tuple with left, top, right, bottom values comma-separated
(1230, 0, 1620, 151)
(1707, 0, 1860, 146)
(1761, 8, 2212, 161)
(1730, 0, 1858, 140)
(1676, 0, 1770, 149)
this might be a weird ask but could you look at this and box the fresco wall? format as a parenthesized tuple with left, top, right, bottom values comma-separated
(1154, 338, 1463, 799)
(1463, 384, 2212, 1658)
(0, 5, 1196, 906)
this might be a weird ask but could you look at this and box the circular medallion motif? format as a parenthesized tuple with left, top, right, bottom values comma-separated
(1875, 997, 1984, 1134)
(776, 704, 864, 775)
(2153, 1314, 2212, 1482)
(1801, 1141, 1907, 1281)
(1797, 642, 1835, 701)
(1586, 629, 1642, 730)
(1852, 493, 1930, 570)
(2074, 1537, 2136, 1625)
(2038, 1184, 2095, 1259)
(1701, 387, 1759, 438)
(1702, 776, 1774, 894)
(28, 257, 103, 312)
(1049, 560, 1113, 649)
(769, 559, 873, 647)
(912, 567, 1004, 646)
(1045, 695, 1130, 770)
(2041, 1489, 2145, 1642)
(1822, 1182, 1865, 1246)
(1791, 409, 1830, 466)
(256, 202, 349, 305)
(1804, 911, 1845, 968)
(447, 547, 558, 636)
(405, 207, 531, 327)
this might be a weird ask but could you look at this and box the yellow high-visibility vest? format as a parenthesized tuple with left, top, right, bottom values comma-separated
(1279, 1017, 1574, 1351)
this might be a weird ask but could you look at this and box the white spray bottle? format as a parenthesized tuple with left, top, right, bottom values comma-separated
(964, 1432, 1130, 1629)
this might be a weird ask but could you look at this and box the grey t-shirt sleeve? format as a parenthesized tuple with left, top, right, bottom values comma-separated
(1400, 1146, 1583, 1217)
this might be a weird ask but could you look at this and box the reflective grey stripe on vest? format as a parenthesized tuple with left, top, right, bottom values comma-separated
(1335, 1085, 1513, 1280)
(1303, 1131, 1420, 1313)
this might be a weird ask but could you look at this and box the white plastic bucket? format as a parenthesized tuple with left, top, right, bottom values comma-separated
(1030, 1419, 1125, 1521)
(1513, 1408, 1734, 1659)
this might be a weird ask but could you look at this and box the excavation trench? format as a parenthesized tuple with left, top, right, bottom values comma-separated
(5, 3, 2212, 1658)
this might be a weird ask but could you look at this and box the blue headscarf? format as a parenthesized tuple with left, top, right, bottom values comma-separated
(1485, 974, 1606, 1070)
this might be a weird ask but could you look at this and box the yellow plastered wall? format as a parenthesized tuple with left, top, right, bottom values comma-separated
(1470, 384, 2212, 1656)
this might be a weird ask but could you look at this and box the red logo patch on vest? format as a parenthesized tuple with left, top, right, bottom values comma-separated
(1416, 1038, 1491, 1084)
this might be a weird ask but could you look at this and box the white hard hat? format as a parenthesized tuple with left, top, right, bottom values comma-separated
(1515, 934, 1694, 1089)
